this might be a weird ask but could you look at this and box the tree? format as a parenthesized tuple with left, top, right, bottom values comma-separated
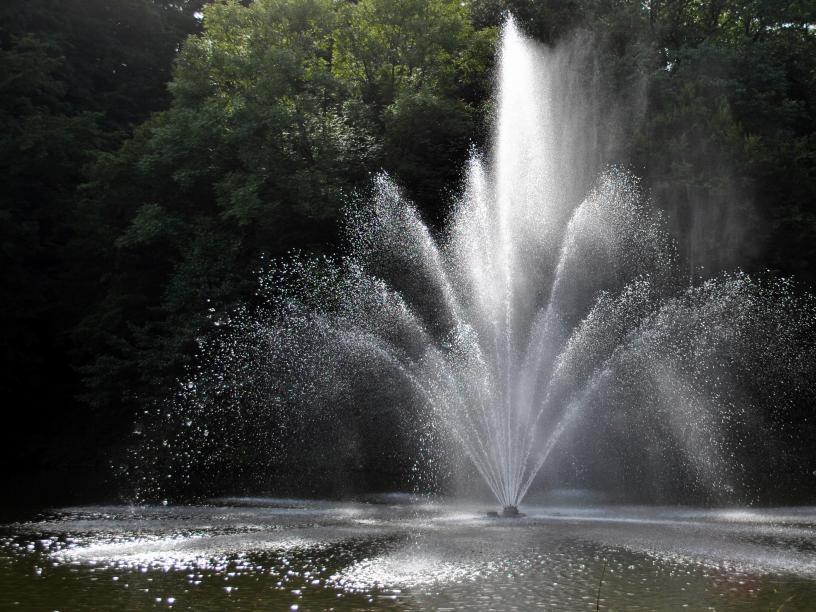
(0, 0, 203, 504)
(73, 0, 494, 495)
(333, 0, 495, 216)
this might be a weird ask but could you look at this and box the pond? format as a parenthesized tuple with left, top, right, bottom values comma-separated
(1, 497, 815, 610)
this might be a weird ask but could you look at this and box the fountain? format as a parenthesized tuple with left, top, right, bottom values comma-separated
(131, 17, 815, 510)
(5, 15, 816, 612)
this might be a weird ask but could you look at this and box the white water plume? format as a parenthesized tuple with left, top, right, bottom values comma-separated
(136, 18, 816, 507)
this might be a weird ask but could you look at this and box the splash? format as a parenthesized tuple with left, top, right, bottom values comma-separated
(132, 18, 816, 507)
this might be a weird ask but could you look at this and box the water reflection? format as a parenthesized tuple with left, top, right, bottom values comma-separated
(1, 498, 815, 610)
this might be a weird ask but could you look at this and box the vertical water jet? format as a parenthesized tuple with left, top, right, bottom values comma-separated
(137, 17, 816, 510)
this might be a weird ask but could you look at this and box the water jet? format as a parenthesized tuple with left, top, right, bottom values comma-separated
(143, 15, 816, 511)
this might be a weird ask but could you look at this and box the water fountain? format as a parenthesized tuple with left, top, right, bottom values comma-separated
(132, 17, 815, 511)
(4, 16, 816, 612)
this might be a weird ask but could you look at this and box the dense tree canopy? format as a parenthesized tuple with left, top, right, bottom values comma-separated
(73, 0, 493, 440)
(0, 0, 204, 504)
(1, 0, 815, 504)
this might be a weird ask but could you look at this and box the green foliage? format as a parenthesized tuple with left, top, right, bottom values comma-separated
(634, 1, 816, 277)
(0, 0, 203, 499)
(75, 0, 492, 420)
(333, 0, 477, 102)
(382, 91, 475, 215)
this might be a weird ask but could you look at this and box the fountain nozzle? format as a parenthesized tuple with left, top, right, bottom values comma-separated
(487, 506, 524, 518)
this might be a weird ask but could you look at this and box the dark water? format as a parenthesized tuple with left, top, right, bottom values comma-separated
(1, 498, 815, 610)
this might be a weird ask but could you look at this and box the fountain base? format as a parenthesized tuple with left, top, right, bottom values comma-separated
(486, 506, 525, 518)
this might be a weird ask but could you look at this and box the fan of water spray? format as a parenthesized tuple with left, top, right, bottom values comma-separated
(131, 18, 816, 508)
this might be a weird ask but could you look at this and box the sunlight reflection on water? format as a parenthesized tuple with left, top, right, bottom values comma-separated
(2, 498, 816, 610)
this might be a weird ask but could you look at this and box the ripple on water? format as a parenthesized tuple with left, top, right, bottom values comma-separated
(2, 500, 816, 610)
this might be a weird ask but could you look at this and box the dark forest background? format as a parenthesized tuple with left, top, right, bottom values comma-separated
(2, 0, 815, 507)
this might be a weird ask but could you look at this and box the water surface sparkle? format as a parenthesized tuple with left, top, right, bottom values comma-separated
(1, 497, 815, 610)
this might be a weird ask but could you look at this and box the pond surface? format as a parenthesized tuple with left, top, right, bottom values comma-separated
(1, 497, 815, 610)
